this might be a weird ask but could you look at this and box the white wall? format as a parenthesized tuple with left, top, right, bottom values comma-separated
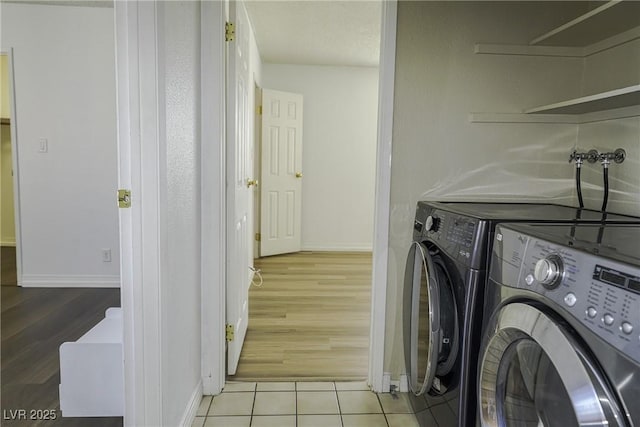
(1, 3, 119, 287)
(385, 1, 591, 378)
(262, 64, 379, 251)
(158, 1, 203, 424)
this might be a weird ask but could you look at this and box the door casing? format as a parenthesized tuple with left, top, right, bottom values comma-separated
(214, 0, 398, 392)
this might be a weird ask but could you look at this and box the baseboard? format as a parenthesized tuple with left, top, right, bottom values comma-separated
(399, 374, 409, 392)
(0, 240, 16, 247)
(179, 380, 203, 427)
(21, 274, 120, 288)
(382, 372, 391, 393)
(384, 373, 408, 393)
(300, 245, 373, 252)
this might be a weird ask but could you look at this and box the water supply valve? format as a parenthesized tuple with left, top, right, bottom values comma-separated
(598, 148, 626, 168)
(568, 149, 598, 166)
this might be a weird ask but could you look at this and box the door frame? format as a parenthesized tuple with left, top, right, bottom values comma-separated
(1, 48, 23, 285)
(200, 0, 227, 396)
(114, 2, 164, 424)
(115, 0, 398, 419)
(208, 0, 398, 392)
(368, 0, 397, 392)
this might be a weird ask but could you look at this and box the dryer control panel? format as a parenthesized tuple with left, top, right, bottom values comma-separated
(492, 226, 640, 364)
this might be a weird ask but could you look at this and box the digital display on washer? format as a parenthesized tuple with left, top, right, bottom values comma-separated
(593, 264, 640, 294)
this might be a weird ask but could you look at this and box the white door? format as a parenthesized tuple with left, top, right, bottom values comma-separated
(226, 0, 254, 376)
(260, 89, 303, 257)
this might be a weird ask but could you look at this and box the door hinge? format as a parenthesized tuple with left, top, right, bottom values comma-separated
(257, 105, 262, 115)
(255, 233, 261, 242)
(225, 324, 235, 342)
(225, 22, 235, 42)
(117, 189, 131, 208)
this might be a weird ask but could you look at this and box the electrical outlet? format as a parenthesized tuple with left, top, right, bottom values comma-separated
(38, 138, 48, 153)
(101, 248, 112, 263)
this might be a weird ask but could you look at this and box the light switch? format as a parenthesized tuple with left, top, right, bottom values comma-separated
(38, 138, 48, 153)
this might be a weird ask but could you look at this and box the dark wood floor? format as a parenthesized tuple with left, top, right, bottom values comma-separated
(1, 246, 17, 286)
(1, 286, 123, 426)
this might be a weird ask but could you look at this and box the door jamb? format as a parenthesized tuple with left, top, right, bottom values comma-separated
(114, 2, 164, 424)
(200, 0, 226, 396)
(368, 0, 397, 393)
(210, 0, 398, 393)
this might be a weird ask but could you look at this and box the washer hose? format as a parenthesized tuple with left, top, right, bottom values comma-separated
(576, 163, 584, 209)
(601, 165, 609, 212)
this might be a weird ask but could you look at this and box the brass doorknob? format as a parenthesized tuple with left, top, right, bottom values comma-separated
(295, 172, 303, 178)
(247, 179, 259, 188)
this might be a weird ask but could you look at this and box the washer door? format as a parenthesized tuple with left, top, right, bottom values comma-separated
(403, 242, 459, 396)
(479, 303, 626, 427)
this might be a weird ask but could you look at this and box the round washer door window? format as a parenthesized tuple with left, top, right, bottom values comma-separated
(478, 303, 625, 427)
(403, 242, 458, 396)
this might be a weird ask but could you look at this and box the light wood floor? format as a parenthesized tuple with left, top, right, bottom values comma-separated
(233, 251, 372, 381)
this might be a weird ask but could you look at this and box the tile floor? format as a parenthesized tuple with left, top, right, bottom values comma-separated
(192, 381, 421, 427)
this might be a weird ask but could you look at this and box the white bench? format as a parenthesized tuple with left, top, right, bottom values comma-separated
(59, 307, 124, 417)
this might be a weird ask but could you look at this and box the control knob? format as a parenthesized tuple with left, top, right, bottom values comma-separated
(534, 254, 564, 289)
(425, 215, 441, 232)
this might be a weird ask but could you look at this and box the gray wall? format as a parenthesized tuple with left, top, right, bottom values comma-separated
(384, 1, 640, 378)
(578, 38, 640, 215)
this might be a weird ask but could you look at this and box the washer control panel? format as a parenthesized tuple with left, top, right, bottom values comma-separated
(414, 205, 482, 269)
(494, 227, 640, 364)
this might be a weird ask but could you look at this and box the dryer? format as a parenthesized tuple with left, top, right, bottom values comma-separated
(479, 223, 640, 426)
(404, 202, 640, 427)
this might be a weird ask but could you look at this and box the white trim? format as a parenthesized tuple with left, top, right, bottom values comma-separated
(398, 374, 409, 393)
(200, 0, 226, 396)
(382, 372, 391, 393)
(584, 25, 640, 56)
(0, 240, 16, 247)
(469, 105, 640, 125)
(21, 274, 120, 288)
(1, 48, 23, 287)
(475, 26, 640, 58)
(215, 0, 397, 391)
(178, 380, 203, 427)
(474, 43, 582, 57)
(468, 112, 579, 124)
(114, 2, 163, 425)
(300, 245, 373, 252)
(368, 0, 397, 394)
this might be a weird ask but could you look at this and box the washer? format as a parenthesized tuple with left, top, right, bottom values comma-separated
(479, 223, 640, 426)
(404, 202, 640, 427)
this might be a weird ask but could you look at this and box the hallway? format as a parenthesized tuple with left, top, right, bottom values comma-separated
(233, 252, 372, 380)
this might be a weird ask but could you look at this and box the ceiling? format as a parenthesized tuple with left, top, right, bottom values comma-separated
(2, 0, 382, 67)
(244, 1, 382, 67)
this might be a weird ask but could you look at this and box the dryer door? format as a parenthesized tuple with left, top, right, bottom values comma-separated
(403, 242, 459, 396)
(478, 303, 625, 427)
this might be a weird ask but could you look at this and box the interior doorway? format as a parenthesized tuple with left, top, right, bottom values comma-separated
(228, 1, 381, 376)
(1, 52, 18, 287)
